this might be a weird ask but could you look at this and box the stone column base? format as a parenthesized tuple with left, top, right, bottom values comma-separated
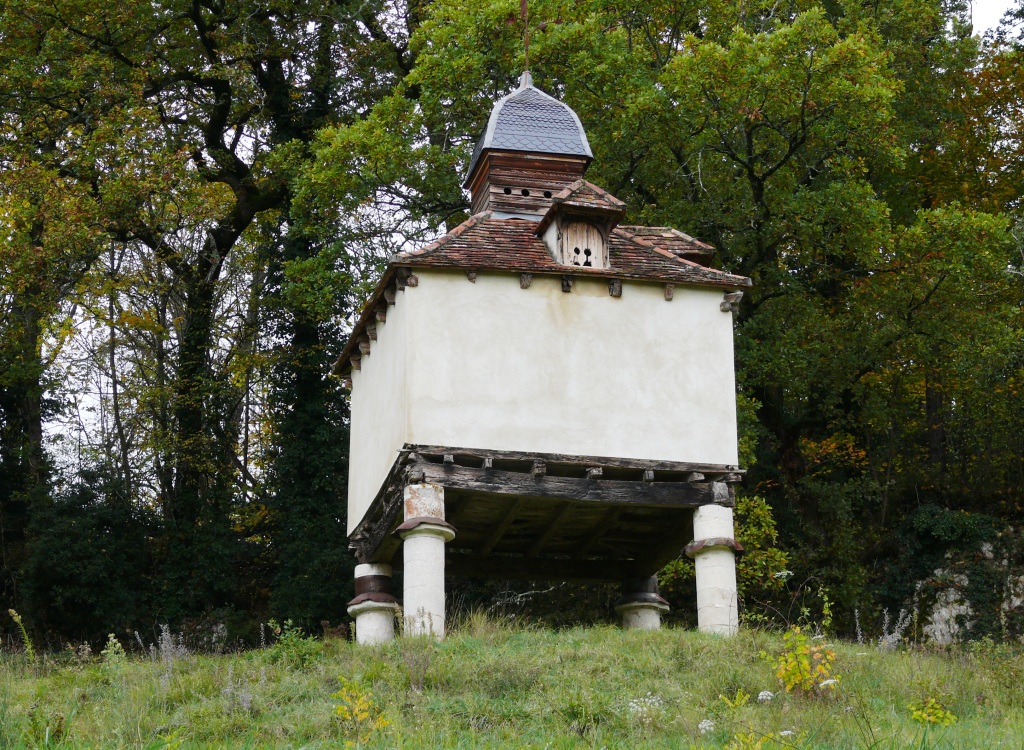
(348, 562, 399, 645)
(615, 599, 671, 630)
(615, 575, 670, 630)
(348, 600, 400, 645)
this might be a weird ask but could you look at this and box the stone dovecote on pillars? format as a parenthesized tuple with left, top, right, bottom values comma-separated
(336, 71, 754, 641)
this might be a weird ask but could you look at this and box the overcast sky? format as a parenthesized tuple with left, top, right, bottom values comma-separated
(972, 0, 1017, 33)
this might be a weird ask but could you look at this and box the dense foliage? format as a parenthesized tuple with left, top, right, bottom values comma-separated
(1, 0, 1022, 642)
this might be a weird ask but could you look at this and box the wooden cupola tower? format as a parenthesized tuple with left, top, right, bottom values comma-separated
(335, 73, 752, 643)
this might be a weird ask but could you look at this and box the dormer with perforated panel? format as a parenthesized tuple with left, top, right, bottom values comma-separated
(465, 72, 593, 217)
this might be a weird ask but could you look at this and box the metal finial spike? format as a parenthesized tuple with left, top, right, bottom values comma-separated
(520, 71, 533, 88)
(521, 0, 529, 72)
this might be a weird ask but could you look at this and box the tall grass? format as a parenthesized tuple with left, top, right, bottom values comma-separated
(1, 617, 1022, 748)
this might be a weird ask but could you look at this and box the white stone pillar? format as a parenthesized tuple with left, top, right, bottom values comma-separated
(397, 482, 455, 638)
(614, 575, 670, 630)
(347, 563, 400, 645)
(686, 503, 741, 636)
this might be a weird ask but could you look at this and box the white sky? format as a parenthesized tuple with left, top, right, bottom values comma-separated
(972, 0, 1017, 33)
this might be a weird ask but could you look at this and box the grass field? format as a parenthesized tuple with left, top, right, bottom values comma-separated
(2, 616, 1023, 748)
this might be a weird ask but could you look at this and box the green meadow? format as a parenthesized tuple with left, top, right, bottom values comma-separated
(2, 617, 1023, 749)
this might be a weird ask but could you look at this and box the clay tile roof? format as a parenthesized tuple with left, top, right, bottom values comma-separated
(536, 180, 627, 235)
(550, 179, 626, 211)
(391, 213, 750, 290)
(466, 72, 593, 181)
(618, 225, 715, 260)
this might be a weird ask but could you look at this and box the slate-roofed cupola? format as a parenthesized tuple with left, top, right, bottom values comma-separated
(465, 72, 594, 217)
(336, 73, 753, 646)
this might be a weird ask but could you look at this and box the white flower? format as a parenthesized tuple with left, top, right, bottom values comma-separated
(698, 719, 715, 735)
(819, 679, 838, 687)
(779, 730, 795, 737)
(773, 570, 793, 579)
(757, 690, 774, 703)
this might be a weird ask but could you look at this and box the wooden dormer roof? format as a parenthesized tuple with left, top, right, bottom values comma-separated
(536, 179, 626, 235)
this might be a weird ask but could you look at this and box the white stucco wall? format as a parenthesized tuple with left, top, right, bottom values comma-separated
(348, 269, 741, 532)
(347, 288, 410, 533)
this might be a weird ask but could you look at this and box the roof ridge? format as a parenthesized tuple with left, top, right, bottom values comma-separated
(578, 180, 626, 206)
(550, 178, 586, 201)
(612, 227, 681, 262)
(395, 212, 493, 260)
(617, 225, 714, 251)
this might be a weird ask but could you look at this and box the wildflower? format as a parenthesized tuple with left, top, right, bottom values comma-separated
(757, 690, 774, 703)
(819, 679, 838, 688)
(780, 730, 795, 737)
(627, 692, 664, 714)
(773, 570, 793, 579)
(698, 718, 715, 734)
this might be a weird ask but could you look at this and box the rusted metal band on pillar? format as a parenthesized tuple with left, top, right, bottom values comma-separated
(684, 537, 745, 559)
(614, 592, 670, 608)
(354, 575, 393, 596)
(394, 516, 457, 536)
(348, 591, 398, 606)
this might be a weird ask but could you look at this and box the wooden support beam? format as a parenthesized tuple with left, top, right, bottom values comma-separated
(635, 513, 696, 575)
(575, 508, 621, 558)
(527, 502, 573, 558)
(686, 472, 705, 483)
(447, 553, 639, 582)
(482, 458, 493, 470)
(443, 453, 455, 464)
(478, 498, 524, 557)
(419, 463, 716, 508)
(643, 469, 655, 483)
(405, 444, 742, 476)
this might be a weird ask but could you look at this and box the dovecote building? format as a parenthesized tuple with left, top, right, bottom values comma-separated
(335, 73, 752, 643)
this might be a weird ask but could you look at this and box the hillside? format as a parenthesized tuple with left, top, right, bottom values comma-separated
(2, 619, 1023, 748)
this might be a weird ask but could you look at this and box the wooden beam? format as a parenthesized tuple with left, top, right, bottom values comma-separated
(634, 514, 696, 575)
(447, 554, 639, 582)
(531, 460, 546, 478)
(575, 508, 621, 558)
(527, 502, 573, 558)
(404, 444, 742, 476)
(478, 498, 524, 556)
(419, 463, 716, 508)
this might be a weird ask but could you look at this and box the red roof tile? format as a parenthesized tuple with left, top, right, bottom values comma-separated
(393, 213, 749, 288)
